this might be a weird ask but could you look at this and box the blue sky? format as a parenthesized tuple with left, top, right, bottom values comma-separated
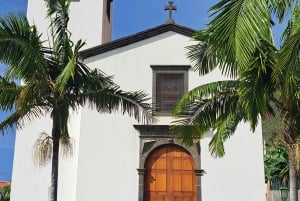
(0, 0, 217, 181)
(0, 0, 287, 181)
(0, 0, 27, 181)
(113, 1, 217, 39)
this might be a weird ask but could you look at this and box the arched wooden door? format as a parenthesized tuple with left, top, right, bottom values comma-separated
(144, 145, 197, 201)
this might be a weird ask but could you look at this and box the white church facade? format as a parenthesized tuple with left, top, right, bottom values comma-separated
(10, 1, 265, 201)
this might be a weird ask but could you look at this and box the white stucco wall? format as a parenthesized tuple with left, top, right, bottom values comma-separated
(26, 0, 105, 48)
(201, 122, 265, 201)
(75, 111, 140, 201)
(11, 112, 82, 201)
(81, 31, 265, 201)
(10, 116, 52, 201)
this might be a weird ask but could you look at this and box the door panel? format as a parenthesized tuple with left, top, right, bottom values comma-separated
(144, 145, 196, 201)
(149, 195, 165, 201)
(174, 196, 193, 201)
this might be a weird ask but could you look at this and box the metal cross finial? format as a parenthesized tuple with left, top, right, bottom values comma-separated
(164, 1, 177, 24)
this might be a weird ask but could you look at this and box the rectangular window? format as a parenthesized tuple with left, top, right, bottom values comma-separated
(151, 66, 189, 115)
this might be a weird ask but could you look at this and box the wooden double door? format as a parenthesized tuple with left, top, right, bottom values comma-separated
(144, 145, 196, 201)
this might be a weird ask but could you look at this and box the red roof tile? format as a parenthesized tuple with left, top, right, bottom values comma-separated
(0, 181, 10, 188)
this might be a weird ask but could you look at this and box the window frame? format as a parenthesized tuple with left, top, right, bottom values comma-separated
(151, 65, 190, 116)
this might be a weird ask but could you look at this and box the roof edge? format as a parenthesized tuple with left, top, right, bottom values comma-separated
(80, 23, 196, 59)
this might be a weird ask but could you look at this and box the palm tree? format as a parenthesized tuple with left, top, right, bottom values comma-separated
(0, 1, 152, 201)
(171, 0, 300, 200)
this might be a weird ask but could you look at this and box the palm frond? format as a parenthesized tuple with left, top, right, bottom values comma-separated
(267, 0, 295, 23)
(59, 135, 73, 158)
(46, 0, 71, 59)
(56, 40, 85, 92)
(33, 132, 73, 167)
(174, 80, 239, 116)
(238, 37, 276, 129)
(62, 67, 114, 110)
(276, 26, 300, 102)
(0, 13, 47, 81)
(17, 78, 51, 110)
(280, 4, 300, 45)
(186, 31, 219, 76)
(209, 113, 243, 157)
(0, 111, 20, 135)
(85, 85, 152, 124)
(171, 80, 241, 146)
(170, 122, 207, 146)
(281, 20, 293, 45)
(207, 0, 272, 73)
(0, 105, 47, 135)
(33, 133, 53, 167)
(0, 76, 21, 111)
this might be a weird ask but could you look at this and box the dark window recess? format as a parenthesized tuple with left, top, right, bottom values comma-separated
(156, 73, 184, 113)
(106, 0, 112, 21)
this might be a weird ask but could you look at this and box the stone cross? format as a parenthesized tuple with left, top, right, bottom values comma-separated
(164, 1, 177, 24)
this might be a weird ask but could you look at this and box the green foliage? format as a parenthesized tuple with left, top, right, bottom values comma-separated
(0, 186, 10, 201)
(264, 143, 289, 182)
(263, 114, 283, 135)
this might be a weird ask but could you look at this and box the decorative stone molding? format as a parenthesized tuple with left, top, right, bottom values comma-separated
(134, 124, 203, 201)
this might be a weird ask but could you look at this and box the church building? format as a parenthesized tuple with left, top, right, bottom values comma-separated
(10, 1, 265, 201)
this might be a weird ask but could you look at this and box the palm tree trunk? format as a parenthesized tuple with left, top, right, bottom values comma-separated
(287, 146, 298, 201)
(50, 110, 61, 201)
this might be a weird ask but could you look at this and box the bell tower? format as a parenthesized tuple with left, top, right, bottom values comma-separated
(10, 1, 114, 201)
(102, 0, 113, 43)
(26, 0, 113, 48)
